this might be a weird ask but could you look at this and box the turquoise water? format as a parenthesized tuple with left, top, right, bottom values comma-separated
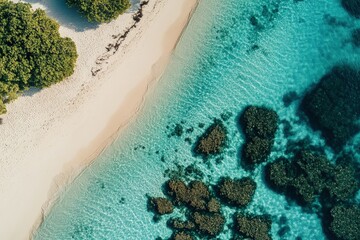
(34, 0, 360, 239)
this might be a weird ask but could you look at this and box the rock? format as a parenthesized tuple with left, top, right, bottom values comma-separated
(217, 177, 256, 207)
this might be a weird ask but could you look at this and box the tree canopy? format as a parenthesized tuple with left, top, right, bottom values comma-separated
(0, 0, 78, 114)
(66, 0, 131, 23)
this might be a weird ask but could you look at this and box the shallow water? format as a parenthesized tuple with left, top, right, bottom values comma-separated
(34, 0, 360, 239)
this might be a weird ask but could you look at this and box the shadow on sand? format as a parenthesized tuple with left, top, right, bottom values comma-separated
(26, 0, 143, 32)
(26, 0, 97, 31)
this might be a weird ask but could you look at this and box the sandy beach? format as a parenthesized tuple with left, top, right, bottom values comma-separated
(0, 0, 199, 239)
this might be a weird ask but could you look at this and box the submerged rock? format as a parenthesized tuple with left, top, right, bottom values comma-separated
(235, 213, 272, 240)
(301, 66, 360, 152)
(148, 197, 174, 215)
(194, 119, 227, 157)
(192, 212, 225, 237)
(240, 106, 279, 166)
(328, 204, 360, 240)
(216, 177, 256, 207)
(341, 0, 360, 18)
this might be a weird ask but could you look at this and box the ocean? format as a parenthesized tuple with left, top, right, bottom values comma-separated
(34, 0, 360, 239)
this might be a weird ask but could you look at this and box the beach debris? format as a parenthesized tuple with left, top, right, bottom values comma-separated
(91, 0, 150, 76)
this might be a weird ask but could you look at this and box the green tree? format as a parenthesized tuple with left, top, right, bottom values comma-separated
(66, 0, 131, 23)
(0, 1, 78, 114)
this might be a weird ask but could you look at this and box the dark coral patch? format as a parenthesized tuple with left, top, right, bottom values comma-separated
(301, 66, 360, 152)
(194, 119, 227, 157)
(216, 177, 256, 207)
(170, 231, 194, 240)
(341, 0, 360, 18)
(148, 197, 174, 215)
(192, 212, 225, 237)
(240, 106, 279, 166)
(235, 213, 272, 240)
(265, 150, 359, 205)
(328, 204, 360, 240)
(352, 28, 360, 47)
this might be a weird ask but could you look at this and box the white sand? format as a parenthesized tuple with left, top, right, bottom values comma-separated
(0, 0, 199, 239)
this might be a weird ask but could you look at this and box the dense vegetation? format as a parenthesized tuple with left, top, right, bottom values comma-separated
(0, 1, 77, 114)
(66, 0, 131, 23)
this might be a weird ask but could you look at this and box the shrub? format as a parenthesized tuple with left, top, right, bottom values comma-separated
(0, 1, 77, 114)
(66, 0, 131, 23)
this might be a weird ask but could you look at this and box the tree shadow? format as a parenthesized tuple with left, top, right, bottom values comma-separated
(22, 87, 40, 97)
(26, 0, 99, 32)
(129, 0, 142, 12)
(26, 0, 144, 32)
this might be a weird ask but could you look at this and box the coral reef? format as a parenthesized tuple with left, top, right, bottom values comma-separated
(265, 150, 359, 205)
(194, 119, 227, 157)
(170, 231, 194, 240)
(240, 106, 279, 166)
(328, 204, 360, 240)
(192, 212, 225, 237)
(166, 179, 211, 211)
(168, 218, 195, 231)
(352, 28, 360, 47)
(148, 197, 174, 215)
(216, 177, 256, 207)
(235, 213, 272, 240)
(301, 66, 360, 152)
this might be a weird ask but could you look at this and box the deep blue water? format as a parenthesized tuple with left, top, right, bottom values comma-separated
(34, 0, 360, 239)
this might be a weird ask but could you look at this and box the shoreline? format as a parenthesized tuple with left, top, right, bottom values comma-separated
(0, 0, 199, 239)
